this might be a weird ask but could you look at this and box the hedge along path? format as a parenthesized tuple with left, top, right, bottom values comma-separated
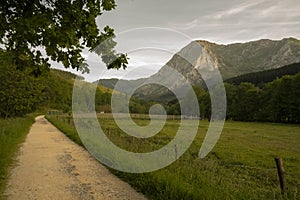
(4, 116, 146, 200)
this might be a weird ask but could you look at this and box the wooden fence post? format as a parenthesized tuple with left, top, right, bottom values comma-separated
(174, 144, 178, 160)
(274, 157, 286, 195)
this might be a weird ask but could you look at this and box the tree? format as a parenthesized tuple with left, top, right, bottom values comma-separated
(193, 86, 211, 119)
(237, 83, 259, 121)
(289, 73, 300, 123)
(261, 75, 300, 123)
(225, 82, 259, 121)
(0, 0, 128, 76)
(0, 50, 44, 118)
(224, 83, 237, 120)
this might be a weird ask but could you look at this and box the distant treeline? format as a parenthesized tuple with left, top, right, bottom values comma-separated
(225, 72, 300, 123)
(193, 72, 300, 123)
(225, 62, 300, 86)
(83, 71, 300, 124)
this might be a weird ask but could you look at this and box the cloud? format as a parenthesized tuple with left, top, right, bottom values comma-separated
(166, 0, 300, 43)
(53, 0, 300, 81)
(211, 0, 267, 20)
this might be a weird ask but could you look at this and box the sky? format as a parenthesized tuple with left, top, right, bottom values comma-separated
(52, 0, 300, 82)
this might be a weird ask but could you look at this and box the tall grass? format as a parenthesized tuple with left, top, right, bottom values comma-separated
(0, 115, 35, 198)
(46, 115, 300, 199)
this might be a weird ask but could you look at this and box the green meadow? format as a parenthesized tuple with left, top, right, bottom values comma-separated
(46, 115, 300, 199)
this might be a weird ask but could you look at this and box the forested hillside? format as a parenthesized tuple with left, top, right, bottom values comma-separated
(225, 62, 300, 86)
(0, 50, 113, 118)
(0, 50, 153, 118)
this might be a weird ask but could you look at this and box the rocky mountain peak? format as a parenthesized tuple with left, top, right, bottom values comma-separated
(100, 38, 300, 102)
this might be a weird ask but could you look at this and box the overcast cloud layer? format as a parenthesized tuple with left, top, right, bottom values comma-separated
(53, 0, 300, 81)
(100, 0, 300, 43)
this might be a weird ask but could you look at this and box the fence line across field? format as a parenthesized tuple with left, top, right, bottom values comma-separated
(98, 113, 200, 120)
(49, 111, 201, 120)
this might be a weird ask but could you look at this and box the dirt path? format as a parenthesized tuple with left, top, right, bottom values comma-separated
(4, 116, 147, 200)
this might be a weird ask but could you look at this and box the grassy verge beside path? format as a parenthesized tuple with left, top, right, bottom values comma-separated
(0, 115, 36, 199)
(46, 115, 300, 199)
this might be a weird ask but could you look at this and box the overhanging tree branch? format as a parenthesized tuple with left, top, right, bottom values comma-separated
(0, 0, 128, 75)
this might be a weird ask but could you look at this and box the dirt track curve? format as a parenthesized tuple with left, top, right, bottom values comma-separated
(4, 116, 147, 200)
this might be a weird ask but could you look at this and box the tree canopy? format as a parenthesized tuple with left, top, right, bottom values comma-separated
(0, 50, 44, 118)
(0, 0, 128, 75)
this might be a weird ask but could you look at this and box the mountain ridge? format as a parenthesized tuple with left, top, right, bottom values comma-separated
(195, 37, 300, 79)
(98, 37, 300, 101)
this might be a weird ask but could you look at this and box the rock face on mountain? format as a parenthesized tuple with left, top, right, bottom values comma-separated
(99, 38, 300, 101)
(199, 37, 300, 79)
(156, 37, 300, 83)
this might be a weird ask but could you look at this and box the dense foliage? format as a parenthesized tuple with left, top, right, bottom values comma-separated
(0, 51, 44, 118)
(0, 0, 127, 75)
(0, 0, 129, 118)
(207, 73, 300, 123)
